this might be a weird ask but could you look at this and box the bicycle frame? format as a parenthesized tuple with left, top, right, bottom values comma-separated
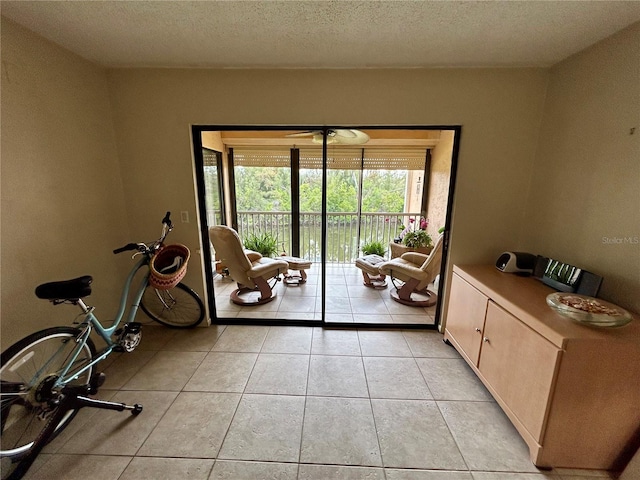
(1, 213, 179, 480)
(49, 255, 151, 389)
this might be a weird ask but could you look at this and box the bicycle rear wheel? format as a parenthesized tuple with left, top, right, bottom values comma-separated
(0, 327, 95, 474)
(140, 282, 205, 328)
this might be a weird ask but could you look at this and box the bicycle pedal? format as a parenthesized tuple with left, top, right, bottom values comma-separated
(116, 322, 142, 352)
(88, 372, 106, 394)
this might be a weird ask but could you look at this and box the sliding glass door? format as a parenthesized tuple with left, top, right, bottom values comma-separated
(193, 127, 458, 329)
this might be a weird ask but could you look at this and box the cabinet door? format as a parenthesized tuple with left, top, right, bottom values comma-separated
(479, 301, 560, 441)
(445, 273, 489, 366)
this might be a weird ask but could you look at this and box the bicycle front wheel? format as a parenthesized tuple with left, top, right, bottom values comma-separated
(140, 282, 205, 328)
(0, 327, 96, 465)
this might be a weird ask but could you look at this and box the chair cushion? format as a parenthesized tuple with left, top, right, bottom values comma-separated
(379, 257, 429, 281)
(355, 255, 386, 276)
(244, 250, 263, 262)
(280, 256, 313, 270)
(360, 254, 386, 266)
(248, 257, 289, 279)
(400, 252, 430, 268)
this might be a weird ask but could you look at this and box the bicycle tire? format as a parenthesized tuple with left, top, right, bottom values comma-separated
(140, 282, 205, 328)
(0, 327, 96, 472)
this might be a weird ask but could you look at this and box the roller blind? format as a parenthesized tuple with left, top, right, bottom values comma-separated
(203, 148, 219, 167)
(232, 147, 428, 170)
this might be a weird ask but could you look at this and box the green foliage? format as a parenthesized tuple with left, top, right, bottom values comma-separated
(299, 170, 322, 211)
(361, 170, 406, 212)
(203, 166, 220, 211)
(402, 230, 432, 248)
(235, 166, 408, 215)
(243, 232, 278, 257)
(295, 169, 407, 213)
(327, 170, 358, 212)
(234, 166, 291, 211)
(361, 240, 386, 257)
(299, 169, 360, 213)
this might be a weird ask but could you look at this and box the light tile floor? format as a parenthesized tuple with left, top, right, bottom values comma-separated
(25, 325, 615, 480)
(213, 263, 438, 325)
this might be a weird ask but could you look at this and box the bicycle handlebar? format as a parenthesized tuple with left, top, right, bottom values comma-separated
(113, 243, 139, 255)
(113, 212, 173, 255)
(162, 211, 172, 228)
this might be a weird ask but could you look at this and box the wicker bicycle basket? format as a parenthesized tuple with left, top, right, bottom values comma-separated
(149, 244, 190, 290)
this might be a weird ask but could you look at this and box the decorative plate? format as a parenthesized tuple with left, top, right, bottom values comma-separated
(546, 293, 632, 327)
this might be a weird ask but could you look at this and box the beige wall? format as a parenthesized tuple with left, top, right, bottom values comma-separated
(427, 130, 455, 239)
(4, 16, 637, 343)
(521, 22, 640, 312)
(106, 68, 548, 313)
(1, 16, 637, 473)
(525, 23, 640, 476)
(0, 18, 129, 349)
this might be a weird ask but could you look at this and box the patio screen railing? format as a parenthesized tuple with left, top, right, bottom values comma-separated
(233, 211, 423, 263)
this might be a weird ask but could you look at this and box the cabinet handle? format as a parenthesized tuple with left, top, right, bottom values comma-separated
(475, 327, 481, 333)
(483, 337, 490, 343)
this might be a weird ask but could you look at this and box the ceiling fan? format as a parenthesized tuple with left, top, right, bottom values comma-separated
(286, 129, 370, 145)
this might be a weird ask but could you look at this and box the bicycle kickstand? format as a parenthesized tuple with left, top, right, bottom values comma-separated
(8, 385, 142, 480)
(73, 394, 144, 414)
(86, 372, 143, 414)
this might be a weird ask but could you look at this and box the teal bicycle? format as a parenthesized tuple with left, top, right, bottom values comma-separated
(0, 212, 204, 479)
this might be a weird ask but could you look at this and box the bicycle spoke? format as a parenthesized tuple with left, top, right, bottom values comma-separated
(1, 328, 95, 460)
(140, 283, 204, 328)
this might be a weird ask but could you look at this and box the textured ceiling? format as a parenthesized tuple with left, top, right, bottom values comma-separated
(2, 1, 640, 68)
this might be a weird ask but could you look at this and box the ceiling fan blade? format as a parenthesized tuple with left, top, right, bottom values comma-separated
(285, 130, 321, 138)
(333, 129, 358, 138)
(333, 129, 370, 145)
(286, 129, 369, 145)
(312, 134, 338, 144)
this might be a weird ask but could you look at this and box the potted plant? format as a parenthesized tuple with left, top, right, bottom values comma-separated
(243, 231, 278, 257)
(402, 230, 432, 249)
(390, 217, 433, 258)
(361, 240, 386, 257)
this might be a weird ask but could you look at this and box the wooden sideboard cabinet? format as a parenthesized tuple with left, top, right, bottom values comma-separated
(444, 265, 640, 470)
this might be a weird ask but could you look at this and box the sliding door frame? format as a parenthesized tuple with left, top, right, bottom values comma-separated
(191, 125, 461, 330)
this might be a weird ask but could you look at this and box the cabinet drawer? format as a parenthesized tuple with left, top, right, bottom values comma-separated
(446, 273, 489, 365)
(479, 301, 561, 441)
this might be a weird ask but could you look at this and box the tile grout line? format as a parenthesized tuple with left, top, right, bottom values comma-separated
(357, 329, 387, 474)
(433, 399, 472, 474)
(26, 326, 616, 478)
(295, 327, 315, 468)
(204, 326, 268, 464)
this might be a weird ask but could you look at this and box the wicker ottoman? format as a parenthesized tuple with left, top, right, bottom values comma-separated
(354, 254, 387, 289)
(280, 256, 313, 285)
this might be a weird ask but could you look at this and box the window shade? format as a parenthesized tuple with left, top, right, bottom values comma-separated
(232, 147, 428, 170)
(203, 149, 219, 167)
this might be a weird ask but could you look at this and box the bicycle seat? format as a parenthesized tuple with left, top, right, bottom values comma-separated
(35, 275, 93, 300)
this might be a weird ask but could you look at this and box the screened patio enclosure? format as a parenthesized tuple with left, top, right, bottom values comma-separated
(229, 146, 435, 263)
(194, 128, 458, 328)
